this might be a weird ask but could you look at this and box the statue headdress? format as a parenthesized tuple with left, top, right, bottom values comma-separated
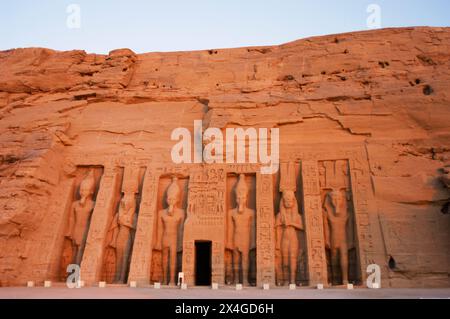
(235, 174, 248, 195)
(79, 170, 95, 195)
(167, 177, 180, 199)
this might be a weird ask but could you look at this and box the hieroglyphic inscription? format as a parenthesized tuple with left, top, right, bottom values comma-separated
(128, 170, 159, 285)
(349, 156, 376, 279)
(186, 168, 226, 226)
(256, 173, 275, 286)
(302, 161, 328, 285)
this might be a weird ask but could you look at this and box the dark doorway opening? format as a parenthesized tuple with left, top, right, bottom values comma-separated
(195, 241, 212, 286)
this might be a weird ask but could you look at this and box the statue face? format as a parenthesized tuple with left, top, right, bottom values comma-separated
(330, 191, 343, 213)
(236, 191, 247, 213)
(121, 193, 135, 210)
(282, 191, 295, 209)
(166, 195, 178, 214)
(79, 186, 92, 205)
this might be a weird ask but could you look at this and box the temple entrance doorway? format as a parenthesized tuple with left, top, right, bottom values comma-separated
(195, 241, 212, 286)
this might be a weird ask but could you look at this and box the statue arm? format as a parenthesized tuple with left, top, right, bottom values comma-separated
(322, 200, 332, 249)
(176, 210, 185, 253)
(154, 211, 163, 250)
(108, 214, 119, 247)
(250, 210, 256, 250)
(275, 215, 282, 250)
(291, 213, 303, 230)
(226, 210, 234, 249)
(66, 203, 76, 238)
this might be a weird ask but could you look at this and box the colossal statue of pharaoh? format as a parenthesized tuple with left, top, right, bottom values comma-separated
(323, 189, 351, 285)
(226, 174, 256, 286)
(65, 170, 96, 265)
(154, 177, 185, 285)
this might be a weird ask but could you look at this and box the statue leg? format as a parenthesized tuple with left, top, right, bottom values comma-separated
(275, 250, 282, 286)
(281, 239, 289, 285)
(241, 249, 250, 286)
(233, 249, 240, 284)
(289, 235, 299, 285)
(339, 246, 349, 285)
(225, 250, 232, 284)
(74, 244, 82, 266)
(119, 230, 131, 283)
(115, 242, 125, 283)
(169, 245, 177, 285)
(162, 247, 169, 285)
(330, 248, 339, 285)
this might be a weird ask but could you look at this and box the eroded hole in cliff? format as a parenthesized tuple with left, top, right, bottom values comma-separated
(280, 75, 295, 81)
(423, 85, 434, 95)
(417, 54, 436, 66)
(388, 256, 397, 270)
(2, 155, 20, 164)
(74, 92, 97, 100)
(79, 71, 96, 77)
(442, 202, 449, 214)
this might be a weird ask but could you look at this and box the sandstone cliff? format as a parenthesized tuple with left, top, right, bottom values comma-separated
(0, 27, 449, 287)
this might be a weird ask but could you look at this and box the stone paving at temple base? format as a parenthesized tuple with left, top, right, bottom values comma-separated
(0, 287, 449, 299)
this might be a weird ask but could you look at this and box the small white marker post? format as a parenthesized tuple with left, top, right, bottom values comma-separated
(181, 283, 187, 290)
(44, 281, 52, 288)
(347, 283, 354, 290)
(317, 283, 324, 290)
(263, 283, 270, 290)
(154, 282, 161, 289)
(372, 283, 380, 289)
(177, 272, 184, 286)
(129, 281, 137, 288)
(289, 284, 296, 290)
(27, 281, 34, 288)
(235, 284, 243, 291)
(98, 281, 106, 288)
(211, 283, 219, 290)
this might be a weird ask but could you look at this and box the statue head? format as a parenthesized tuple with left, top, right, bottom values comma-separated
(120, 192, 136, 210)
(328, 190, 344, 215)
(235, 174, 248, 213)
(79, 170, 95, 205)
(166, 177, 180, 214)
(282, 190, 296, 209)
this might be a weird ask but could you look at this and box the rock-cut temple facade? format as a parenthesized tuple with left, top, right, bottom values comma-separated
(0, 27, 449, 288)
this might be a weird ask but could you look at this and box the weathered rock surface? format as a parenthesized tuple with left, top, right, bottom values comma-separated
(0, 27, 449, 287)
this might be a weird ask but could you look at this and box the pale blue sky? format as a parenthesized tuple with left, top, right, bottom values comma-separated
(1, 0, 449, 54)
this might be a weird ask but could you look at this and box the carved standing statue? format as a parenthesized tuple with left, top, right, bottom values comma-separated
(323, 189, 350, 285)
(275, 190, 303, 285)
(65, 170, 96, 265)
(154, 177, 185, 285)
(108, 191, 137, 283)
(227, 174, 256, 286)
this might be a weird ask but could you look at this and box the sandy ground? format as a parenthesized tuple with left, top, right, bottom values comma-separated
(0, 286, 449, 299)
